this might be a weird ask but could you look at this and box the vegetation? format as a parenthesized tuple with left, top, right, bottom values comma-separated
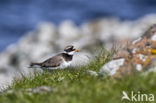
(0, 49, 156, 103)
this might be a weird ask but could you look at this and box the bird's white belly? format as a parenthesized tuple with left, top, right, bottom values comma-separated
(59, 61, 72, 69)
(45, 61, 71, 70)
(35, 61, 72, 70)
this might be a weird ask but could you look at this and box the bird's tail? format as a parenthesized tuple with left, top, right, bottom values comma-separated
(29, 62, 42, 68)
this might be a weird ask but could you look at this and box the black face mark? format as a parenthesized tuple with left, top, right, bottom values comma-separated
(64, 45, 74, 52)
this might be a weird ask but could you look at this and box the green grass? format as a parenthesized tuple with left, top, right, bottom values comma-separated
(0, 49, 156, 103)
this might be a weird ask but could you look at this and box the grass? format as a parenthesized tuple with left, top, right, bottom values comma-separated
(0, 49, 156, 103)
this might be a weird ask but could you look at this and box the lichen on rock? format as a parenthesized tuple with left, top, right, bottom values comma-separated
(100, 24, 156, 78)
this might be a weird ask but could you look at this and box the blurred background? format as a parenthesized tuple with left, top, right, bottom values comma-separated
(1, 0, 156, 50)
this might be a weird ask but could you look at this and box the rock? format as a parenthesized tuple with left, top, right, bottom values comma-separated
(0, 73, 13, 91)
(113, 63, 136, 79)
(144, 58, 156, 72)
(32, 86, 51, 93)
(58, 20, 81, 42)
(36, 22, 57, 44)
(100, 24, 156, 78)
(70, 52, 93, 67)
(86, 70, 98, 76)
(99, 58, 125, 75)
(25, 86, 52, 94)
(112, 48, 132, 60)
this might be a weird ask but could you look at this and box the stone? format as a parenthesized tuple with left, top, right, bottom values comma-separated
(100, 24, 156, 78)
(99, 58, 125, 75)
(86, 70, 98, 76)
(113, 63, 136, 79)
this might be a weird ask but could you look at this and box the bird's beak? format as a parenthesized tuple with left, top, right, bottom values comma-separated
(74, 49, 78, 52)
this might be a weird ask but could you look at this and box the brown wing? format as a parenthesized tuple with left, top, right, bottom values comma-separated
(41, 54, 63, 67)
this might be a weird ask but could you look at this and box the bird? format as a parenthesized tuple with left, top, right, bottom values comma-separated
(30, 45, 78, 70)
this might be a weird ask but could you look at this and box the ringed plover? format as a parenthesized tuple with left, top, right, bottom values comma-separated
(30, 45, 78, 70)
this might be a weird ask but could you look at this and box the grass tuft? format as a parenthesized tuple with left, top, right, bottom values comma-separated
(0, 49, 156, 103)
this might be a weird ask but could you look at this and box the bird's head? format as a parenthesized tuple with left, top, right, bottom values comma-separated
(64, 45, 78, 55)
